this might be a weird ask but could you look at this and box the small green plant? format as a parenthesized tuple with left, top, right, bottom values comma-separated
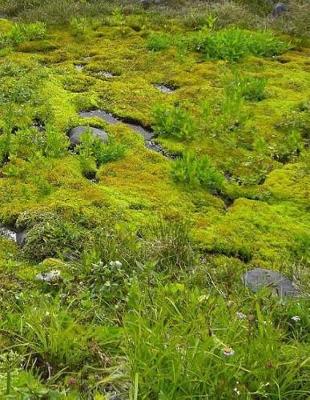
(152, 104, 197, 140)
(146, 33, 171, 51)
(17, 211, 83, 262)
(229, 75, 268, 101)
(146, 218, 195, 272)
(69, 17, 89, 39)
(192, 28, 289, 61)
(0, 351, 24, 395)
(78, 130, 126, 167)
(43, 125, 69, 158)
(172, 152, 224, 193)
(8, 22, 46, 45)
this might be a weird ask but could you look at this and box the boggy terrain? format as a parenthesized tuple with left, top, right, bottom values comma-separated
(0, 6, 309, 399)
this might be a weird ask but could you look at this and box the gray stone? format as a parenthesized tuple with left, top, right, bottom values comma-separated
(272, 3, 287, 18)
(79, 110, 120, 125)
(244, 268, 299, 297)
(0, 226, 26, 245)
(36, 270, 61, 283)
(69, 126, 109, 146)
(0, 226, 16, 241)
(154, 84, 175, 94)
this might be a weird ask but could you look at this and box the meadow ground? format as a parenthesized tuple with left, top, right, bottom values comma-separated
(0, 1, 309, 398)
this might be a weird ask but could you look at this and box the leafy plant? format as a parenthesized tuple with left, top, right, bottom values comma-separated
(172, 152, 224, 193)
(43, 125, 69, 158)
(17, 212, 83, 262)
(78, 130, 126, 167)
(69, 17, 90, 39)
(146, 33, 171, 51)
(152, 104, 197, 140)
(6, 22, 46, 46)
(229, 74, 268, 101)
(191, 28, 290, 61)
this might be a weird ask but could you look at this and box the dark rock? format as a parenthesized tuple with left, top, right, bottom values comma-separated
(243, 268, 299, 297)
(272, 3, 287, 18)
(79, 109, 173, 157)
(68, 126, 109, 146)
(141, 0, 151, 9)
(79, 110, 120, 125)
(16, 231, 26, 246)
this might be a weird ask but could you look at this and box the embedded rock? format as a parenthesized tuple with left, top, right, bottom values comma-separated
(243, 268, 299, 297)
(69, 126, 108, 146)
(36, 270, 61, 283)
(0, 226, 26, 246)
(272, 3, 287, 18)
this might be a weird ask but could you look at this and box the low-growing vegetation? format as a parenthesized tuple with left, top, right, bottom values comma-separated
(0, 0, 309, 398)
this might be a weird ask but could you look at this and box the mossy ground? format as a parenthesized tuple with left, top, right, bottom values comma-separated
(0, 10, 309, 399)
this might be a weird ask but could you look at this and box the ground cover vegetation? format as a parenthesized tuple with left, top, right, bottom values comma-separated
(0, 0, 309, 398)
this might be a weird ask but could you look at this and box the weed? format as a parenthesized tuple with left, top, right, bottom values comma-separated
(228, 74, 268, 101)
(78, 130, 126, 167)
(146, 33, 171, 51)
(172, 152, 224, 193)
(152, 104, 197, 140)
(146, 218, 195, 272)
(0, 22, 47, 47)
(69, 17, 90, 40)
(17, 211, 84, 262)
(192, 28, 290, 61)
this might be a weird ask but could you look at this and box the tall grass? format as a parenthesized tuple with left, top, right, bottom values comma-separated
(172, 152, 224, 193)
(124, 282, 310, 400)
(191, 28, 290, 61)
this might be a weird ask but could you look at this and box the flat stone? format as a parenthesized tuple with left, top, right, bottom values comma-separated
(98, 71, 115, 78)
(243, 268, 299, 297)
(79, 109, 172, 157)
(74, 64, 84, 72)
(0, 226, 26, 245)
(69, 126, 109, 146)
(79, 110, 120, 124)
(36, 270, 61, 283)
(272, 2, 287, 18)
(154, 84, 175, 93)
(0, 226, 16, 241)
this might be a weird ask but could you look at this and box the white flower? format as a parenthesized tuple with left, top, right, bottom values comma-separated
(236, 312, 247, 320)
(223, 347, 235, 357)
(233, 387, 240, 396)
(109, 260, 122, 268)
(291, 316, 300, 322)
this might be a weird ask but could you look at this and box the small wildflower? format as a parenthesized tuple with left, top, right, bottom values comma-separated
(233, 387, 240, 396)
(198, 295, 209, 303)
(223, 347, 235, 357)
(109, 260, 123, 268)
(291, 316, 300, 322)
(236, 311, 247, 320)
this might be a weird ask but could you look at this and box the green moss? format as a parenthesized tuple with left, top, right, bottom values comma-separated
(0, 11, 309, 398)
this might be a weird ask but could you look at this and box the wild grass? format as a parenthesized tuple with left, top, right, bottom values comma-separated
(191, 28, 290, 61)
(124, 281, 310, 400)
(0, 22, 46, 48)
(152, 104, 198, 140)
(0, 2, 309, 398)
(172, 153, 225, 194)
(146, 33, 171, 52)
